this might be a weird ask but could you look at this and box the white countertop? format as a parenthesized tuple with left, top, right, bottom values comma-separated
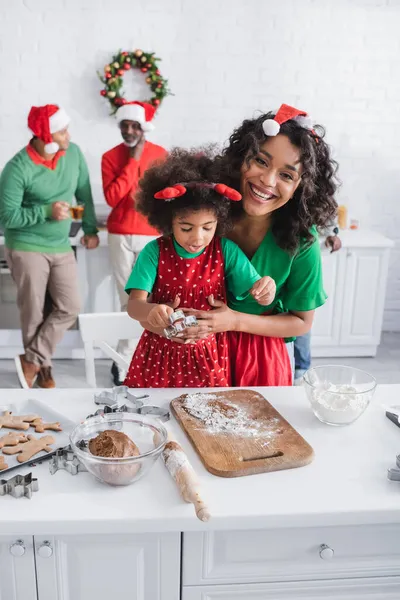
(0, 385, 399, 536)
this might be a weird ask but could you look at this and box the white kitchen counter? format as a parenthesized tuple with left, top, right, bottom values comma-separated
(1, 385, 399, 536)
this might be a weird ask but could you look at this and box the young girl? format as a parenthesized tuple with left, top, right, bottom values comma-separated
(123, 150, 276, 388)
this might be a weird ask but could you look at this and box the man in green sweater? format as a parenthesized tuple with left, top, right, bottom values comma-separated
(0, 104, 99, 389)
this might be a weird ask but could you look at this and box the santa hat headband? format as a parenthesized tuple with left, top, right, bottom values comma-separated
(116, 101, 156, 132)
(262, 104, 314, 137)
(28, 105, 70, 154)
(154, 182, 242, 202)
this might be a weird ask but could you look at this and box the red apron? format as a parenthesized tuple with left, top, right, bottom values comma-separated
(124, 236, 230, 388)
(228, 330, 292, 387)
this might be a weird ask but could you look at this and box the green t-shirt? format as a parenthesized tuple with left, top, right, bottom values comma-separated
(125, 236, 261, 303)
(228, 227, 327, 316)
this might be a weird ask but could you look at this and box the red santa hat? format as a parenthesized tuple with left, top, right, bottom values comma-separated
(115, 101, 156, 132)
(28, 104, 70, 154)
(262, 104, 314, 136)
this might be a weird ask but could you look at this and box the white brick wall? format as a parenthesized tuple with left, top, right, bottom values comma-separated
(0, 0, 399, 329)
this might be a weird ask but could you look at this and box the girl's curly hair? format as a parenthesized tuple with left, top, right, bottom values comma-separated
(211, 112, 339, 252)
(136, 148, 233, 235)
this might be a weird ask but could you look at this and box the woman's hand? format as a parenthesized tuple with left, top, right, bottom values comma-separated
(250, 276, 276, 306)
(182, 294, 238, 334)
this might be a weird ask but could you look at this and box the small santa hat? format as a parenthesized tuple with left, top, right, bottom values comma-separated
(115, 101, 156, 132)
(28, 105, 70, 154)
(262, 104, 314, 137)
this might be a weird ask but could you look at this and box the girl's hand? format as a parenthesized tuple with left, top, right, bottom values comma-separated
(147, 304, 174, 328)
(250, 276, 276, 306)
(182, 295, 238, 334)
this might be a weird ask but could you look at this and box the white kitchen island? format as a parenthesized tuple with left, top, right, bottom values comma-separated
(1, 385, 400, 600)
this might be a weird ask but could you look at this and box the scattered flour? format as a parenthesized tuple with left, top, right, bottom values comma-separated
(182, 392, 279, 439)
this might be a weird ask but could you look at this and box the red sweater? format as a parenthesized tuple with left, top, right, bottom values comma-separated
(101, 141, 167, 235)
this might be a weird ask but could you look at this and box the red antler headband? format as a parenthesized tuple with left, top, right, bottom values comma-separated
(262, 103, 315, 137)
(154, 182, 242, 202)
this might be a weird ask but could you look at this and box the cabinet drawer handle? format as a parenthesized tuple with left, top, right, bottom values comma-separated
(10, 540, 25, 557)
(37, 541, 53, 558)
(319, 544, 334, 560)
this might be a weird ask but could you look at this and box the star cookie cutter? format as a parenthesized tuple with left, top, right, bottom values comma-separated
(387, 454, 400, 482)
(49, 445, 88, 476)
(0, 472, 39, 499)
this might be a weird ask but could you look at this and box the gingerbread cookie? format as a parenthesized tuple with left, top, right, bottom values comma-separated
(0, 456, 8, 471)
(31, 418, 62, 433)
(0, 411, 40, 430)
(3, 434, 55, 463)
(0, 431, 28, 449)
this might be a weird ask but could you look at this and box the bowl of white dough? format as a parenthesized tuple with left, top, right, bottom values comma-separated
(303, 365, 377, 426)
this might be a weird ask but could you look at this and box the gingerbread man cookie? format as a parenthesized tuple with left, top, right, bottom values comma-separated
(0, 431, 28, 449)
(0, 411, 40, 430)
(3, 435, 55, 463)
(31, 418, 62, 433)
(0, 456, 8, 471)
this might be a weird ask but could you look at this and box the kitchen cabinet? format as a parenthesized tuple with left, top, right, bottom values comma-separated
(0, 533, 180, 600)
(311, 231, 393, 357)
(182, 527, 400, 599)
(181, 577, 400, 599)
(0, 537, 37, 600)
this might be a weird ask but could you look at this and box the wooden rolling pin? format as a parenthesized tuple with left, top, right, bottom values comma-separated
(162, 440, 210, 522)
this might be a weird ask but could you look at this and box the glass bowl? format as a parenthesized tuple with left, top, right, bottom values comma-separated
(70, 412, 168, 486)
(303, 365, 377, 426)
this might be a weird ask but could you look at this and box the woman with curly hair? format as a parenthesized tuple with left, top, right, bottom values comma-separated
(122, 150, 276, 388)
(180, 104, 339, 386)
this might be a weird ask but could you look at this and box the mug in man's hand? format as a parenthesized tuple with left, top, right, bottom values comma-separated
(69, 206, 84, 220)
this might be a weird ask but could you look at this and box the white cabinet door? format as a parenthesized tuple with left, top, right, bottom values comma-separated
(182, 576, 400, 599)
(34, 533, 180, 600)
(311, 250, 346, 347)
(340, 248, 390, 347)
(0, 536, 37, 600)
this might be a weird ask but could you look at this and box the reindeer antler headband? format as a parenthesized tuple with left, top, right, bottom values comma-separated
(154, 182, 242, 202)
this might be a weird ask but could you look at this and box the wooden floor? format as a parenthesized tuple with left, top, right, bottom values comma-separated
(0, 332, 399, 389)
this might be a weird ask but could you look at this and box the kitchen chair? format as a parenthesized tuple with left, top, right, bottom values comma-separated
(78, 312, 143, 387)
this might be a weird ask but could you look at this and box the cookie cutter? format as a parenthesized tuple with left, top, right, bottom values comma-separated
(164, 310, 198, 339)
(87, 403, 170, 422)
(0, 472, 39, 499)
(49, 445, 88, 476)
(387, 454, 400, 482)
(94, 386, 149, 409)
(92, 386, 170, 422)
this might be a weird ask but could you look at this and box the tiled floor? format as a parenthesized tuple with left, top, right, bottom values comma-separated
(0, 332, 399, 389)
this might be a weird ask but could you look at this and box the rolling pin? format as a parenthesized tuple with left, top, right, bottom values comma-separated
(162, 440, 210, 522)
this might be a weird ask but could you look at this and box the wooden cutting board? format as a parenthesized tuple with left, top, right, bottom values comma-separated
(171, 389, 314, 478)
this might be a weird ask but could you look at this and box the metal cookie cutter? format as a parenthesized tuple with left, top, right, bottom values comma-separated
(164, 310, 198, 340)
(387, 455, 400, 482)
(93, 386, 170, 422)
(94, 386, 149, 409)
(49, 445, 87, 476)
(88, 403, 170, 423)
(0, 473, 39, 499)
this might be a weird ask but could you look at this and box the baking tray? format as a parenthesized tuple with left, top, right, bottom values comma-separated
(0, 398, 76, 475)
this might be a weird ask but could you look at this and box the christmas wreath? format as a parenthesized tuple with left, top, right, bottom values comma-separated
(98, 49, 171, 114)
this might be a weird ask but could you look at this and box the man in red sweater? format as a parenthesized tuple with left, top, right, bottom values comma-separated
(101, 101, 167, 384)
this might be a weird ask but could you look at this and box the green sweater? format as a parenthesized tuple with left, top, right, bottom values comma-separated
(0, 143, 98, 253)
